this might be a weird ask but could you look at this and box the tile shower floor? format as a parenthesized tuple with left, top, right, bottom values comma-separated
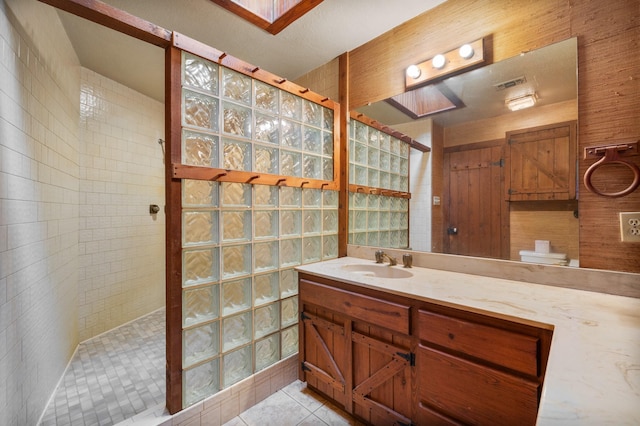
(40, 308, 166, 425)
(38, 308, 361, 426)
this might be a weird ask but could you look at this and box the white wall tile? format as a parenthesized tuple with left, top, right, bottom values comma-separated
(0, 1, 80, 424)
(78, 68, 165, 342)
(395, 120, 433, 252)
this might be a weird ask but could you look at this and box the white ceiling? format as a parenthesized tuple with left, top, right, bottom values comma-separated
(56, 0, 448, 102)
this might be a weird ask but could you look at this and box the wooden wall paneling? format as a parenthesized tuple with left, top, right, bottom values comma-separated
(294, 57, 340, 102)
(431, 122, 444, 252)
(510, 209, 580, 261)
(338, 53, 350, 257)
(347, 0, 571, 110)
(571, 0, 640, 272)
(165, 45, 183, 414)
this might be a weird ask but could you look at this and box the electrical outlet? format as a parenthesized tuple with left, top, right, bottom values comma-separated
(619, 212, 640, 242)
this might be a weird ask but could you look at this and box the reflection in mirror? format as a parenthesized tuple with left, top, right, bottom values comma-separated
(347, 116, 413, 249)
(353, 37, 579, 266)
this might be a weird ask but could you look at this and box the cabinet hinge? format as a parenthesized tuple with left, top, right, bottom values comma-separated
(396, 351, 415, 366)
(301, 362, 311, 372)
(300, 311, 310, 321)
(491, 158, 505, 167)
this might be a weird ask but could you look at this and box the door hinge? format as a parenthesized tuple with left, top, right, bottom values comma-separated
(491, 158, 504, 167)
(396, 351, 415, 366)
(301, 362, 311, 372)
(300, 311, 310, 321)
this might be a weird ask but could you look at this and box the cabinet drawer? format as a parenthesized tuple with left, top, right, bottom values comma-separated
(300, 279, 410, 334)
(418, 345, 539, 426)
(418, 309, 539, 376)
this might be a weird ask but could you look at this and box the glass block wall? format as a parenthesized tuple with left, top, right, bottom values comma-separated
(349, 192, 409, 248)
(182, 53, 334, 179)
(179, 52, 338, 408)
(348, 119, 410, 248)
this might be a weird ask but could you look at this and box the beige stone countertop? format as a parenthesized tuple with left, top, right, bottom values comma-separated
(295, 256, 640, 425)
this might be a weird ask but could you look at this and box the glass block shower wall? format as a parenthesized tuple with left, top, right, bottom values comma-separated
(348, 119, 410, 248)
(179, 52, 338, 408)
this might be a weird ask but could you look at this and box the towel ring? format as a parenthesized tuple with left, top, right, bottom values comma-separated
(583, 144, 640, 198)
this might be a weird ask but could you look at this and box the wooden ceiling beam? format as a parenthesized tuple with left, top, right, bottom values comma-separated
(38, 0, 171, 47)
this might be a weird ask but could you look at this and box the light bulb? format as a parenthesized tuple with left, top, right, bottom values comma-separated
(432, 54, 446, 69)
(406, 65, 421, 79)
(459, 44, 474, 59)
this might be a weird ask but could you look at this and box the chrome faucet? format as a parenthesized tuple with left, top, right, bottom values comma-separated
(375, 250, 397, 266)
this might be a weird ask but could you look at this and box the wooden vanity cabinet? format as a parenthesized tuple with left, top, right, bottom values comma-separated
(299, 275, 414, 425)
(298, 273, 553, 426)
(416, 304, 552, 425)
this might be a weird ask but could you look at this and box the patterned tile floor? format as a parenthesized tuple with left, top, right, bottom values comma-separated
(39, 307, 358, 426)
(222, 380, 365, 426)
(40, 308, 166, 426)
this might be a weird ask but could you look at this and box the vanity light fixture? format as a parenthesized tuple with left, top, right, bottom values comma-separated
(406, 64, 421, 79)
(432, 54, 446, 69)
(405, 38, 485, 89)
(458, 44, 474, 59)
(506, 93, 537, 111)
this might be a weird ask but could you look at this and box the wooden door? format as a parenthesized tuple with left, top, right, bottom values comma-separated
(352, 322, 413, 425)
(506, 121, 577, 201)
(443, 142, 506, 258)
(300, 307, 350, 408)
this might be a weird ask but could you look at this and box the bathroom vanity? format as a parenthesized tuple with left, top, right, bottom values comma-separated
(296, 256, 640, 425)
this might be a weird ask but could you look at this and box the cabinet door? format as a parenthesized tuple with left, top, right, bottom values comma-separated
(418, 345, 539, 426)
(507, 121, 577, 200)
(352, 322, 413, 425)
(300, 305, 349, 408)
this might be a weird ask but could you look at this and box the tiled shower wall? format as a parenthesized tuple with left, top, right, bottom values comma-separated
(78, 68, 165, 341)
(395, 120, 433, 252)
(0, 1, 81, 425)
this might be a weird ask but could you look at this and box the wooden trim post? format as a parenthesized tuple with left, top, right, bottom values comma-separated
(165, 43, 183, 414)
(338, 52, 349, 257)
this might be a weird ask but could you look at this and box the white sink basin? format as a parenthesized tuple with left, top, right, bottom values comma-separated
(341, 263, 413, 279)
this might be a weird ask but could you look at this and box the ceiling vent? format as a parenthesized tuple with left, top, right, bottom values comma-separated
(494, 76, 527, 90)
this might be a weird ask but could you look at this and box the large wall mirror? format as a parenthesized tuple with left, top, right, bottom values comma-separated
(353, 37, 579, 266)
